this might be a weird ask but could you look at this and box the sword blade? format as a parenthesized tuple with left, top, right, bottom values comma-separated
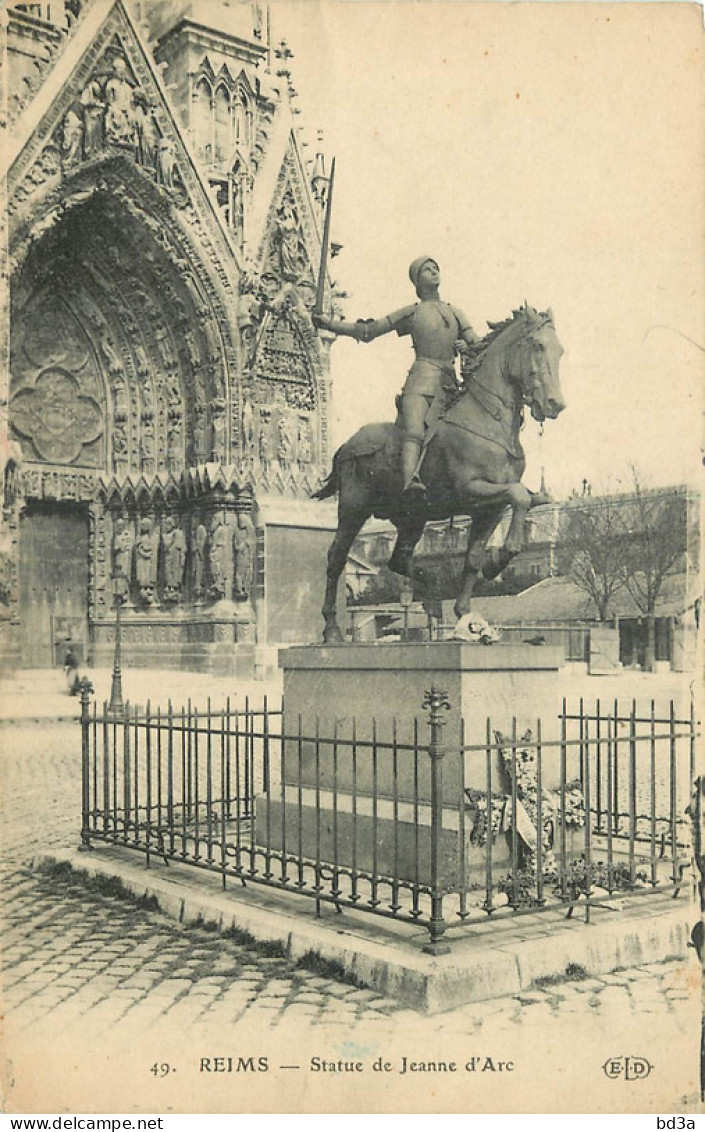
(314, 156, 336, 320)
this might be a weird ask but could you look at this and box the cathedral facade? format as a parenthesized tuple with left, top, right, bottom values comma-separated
(1, 0, 340, 673)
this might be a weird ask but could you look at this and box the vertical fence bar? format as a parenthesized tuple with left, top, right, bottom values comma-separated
(669, 699, 678, 885)
(235, 706, 243, 877)
(225, 696, 232, 821)
(112, 703, 118, 841)
(205, 698, 213, 866)
(193, 704, 200, 861)
(79, 679, 93, 849)
(628, 699, 637, 886)
(279, 704, 288, 886)
(457, 716, 468, 919)
(606, 715, 614, 893)
(314, 715, 322, 913)
(510, 717, 519, 910)
(220, 706, 227, 890)
(390, 718, 400, 913)
(351, 718, 359, 904)
(91, 701, 98, 836)
(559, 698, 568, 901)
(483, 716, 494, 914)
(145, 700, 152, 867)
(156, 705, 163, 852)
(132, 704, 139, 846)
(186, 698, 192, 823)
(123, 706, 131, 845)
(167, 702, 175, 856)
(246, 695, 254, 819)
(422, 687, 451, 955)
(649, 699, 657, 887)
(583, 712, 592, 923)
(536, 718, 544, 906)
(102, 702, 110, 836)
(578, 697, 585, 791)
(247, 700, 256, 878)
(370, 717, 379, 908)
(180, 704, 187, 859)
(595, 699, 602, 831)
(412, 718, 420, 919)
(613, 699, 620, 833)
(263, 696, 272, 879)
(332, 720, 341, 901)
(296, 714, 304, 889)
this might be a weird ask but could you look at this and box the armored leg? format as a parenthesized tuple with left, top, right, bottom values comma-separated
(399, 393, 428, 496)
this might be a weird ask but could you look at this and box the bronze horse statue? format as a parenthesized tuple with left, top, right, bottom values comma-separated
(314, 305, 565, 643)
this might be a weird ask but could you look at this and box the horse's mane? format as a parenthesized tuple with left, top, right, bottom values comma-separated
(459, 305, 547, 382)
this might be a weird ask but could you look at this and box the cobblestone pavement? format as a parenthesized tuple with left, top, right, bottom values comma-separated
(1, 717, 700, 1111)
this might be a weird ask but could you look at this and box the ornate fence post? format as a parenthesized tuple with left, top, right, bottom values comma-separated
(78, 676, 95, 851)
(422, 686, 451, 956)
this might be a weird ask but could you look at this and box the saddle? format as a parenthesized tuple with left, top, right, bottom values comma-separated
(339, 391, 448, 469)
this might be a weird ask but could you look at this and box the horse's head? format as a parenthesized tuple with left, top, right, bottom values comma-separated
(507, 305, 566, 423)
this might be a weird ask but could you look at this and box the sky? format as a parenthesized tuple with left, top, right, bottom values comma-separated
(271, 1, 704, 496)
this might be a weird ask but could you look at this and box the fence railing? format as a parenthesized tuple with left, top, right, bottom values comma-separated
(77, 680, 697, 953)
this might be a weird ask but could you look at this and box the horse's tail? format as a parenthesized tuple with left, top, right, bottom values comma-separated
(311, 448, 341, 501)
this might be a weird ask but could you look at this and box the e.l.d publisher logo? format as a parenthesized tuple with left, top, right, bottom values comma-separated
(602, 1056, 653, 1081)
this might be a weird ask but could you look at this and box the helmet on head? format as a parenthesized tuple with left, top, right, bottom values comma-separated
(408, 256, 437, 294)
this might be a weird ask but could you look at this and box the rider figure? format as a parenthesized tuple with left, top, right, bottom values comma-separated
(314, 257, 478, 502)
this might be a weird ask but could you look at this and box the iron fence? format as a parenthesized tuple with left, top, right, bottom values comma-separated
(77, 681, 697, 953)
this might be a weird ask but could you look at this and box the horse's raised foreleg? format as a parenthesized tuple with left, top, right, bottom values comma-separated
(388, 515, 426, 577)
(454, 506, 505, 619)
(452, 480, 533, 617)
(322, 510, 369, 643)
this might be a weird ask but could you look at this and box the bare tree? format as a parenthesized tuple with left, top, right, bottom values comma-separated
(618, 474, 689, 669)
(557, 492, 629, 620)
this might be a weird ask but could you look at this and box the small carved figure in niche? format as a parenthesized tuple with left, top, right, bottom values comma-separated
(207, 512, 229, 600)
(99, 331, 122, 376)
(140, 416, 155, 473)
(81, 80, 104, 156)
(277, 414, 296, 466)
(237, 278, 261, 366)
(192, 520, 207, 600)
(112, 375, 128, 417)
(154, 321, 176, 369)
(112, 516, 134, 581)
(112, 420, 129, 469)
(192, 410, 209, 463)
(167, 415, 182, 473)
(241, 399, 255, 454)
(211, 399, 226, 461)
(62, 102, 84, 164)
(274, 196, 308, 281)
(297, 417, 313, 464)
(157, 136, 179, 190)
(258, 421, 274, 467)
(104, 56, 135, 147)
(135, 517, 158, 604)
(184, 329, 201, 368)
(233, 512, 256, 602)
(161, 515, 186, 602)
(133, 90, 159, 171)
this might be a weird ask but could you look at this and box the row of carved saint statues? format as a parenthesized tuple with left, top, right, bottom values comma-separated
(110, 509, 256, 609)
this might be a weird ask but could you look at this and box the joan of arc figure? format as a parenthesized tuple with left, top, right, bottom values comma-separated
(313, 256, 479, 503)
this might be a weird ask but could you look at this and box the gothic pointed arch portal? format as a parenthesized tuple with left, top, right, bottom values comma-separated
(10, 173, 234, 477)
(7, 165, 255, 669)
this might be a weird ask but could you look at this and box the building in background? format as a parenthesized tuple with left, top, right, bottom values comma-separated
(1, 0, 342, 673)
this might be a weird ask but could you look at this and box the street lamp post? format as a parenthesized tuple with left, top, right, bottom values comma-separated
(108, 572, 128, 715)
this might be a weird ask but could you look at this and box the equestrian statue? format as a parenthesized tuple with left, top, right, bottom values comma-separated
(311, 182, 565, 643)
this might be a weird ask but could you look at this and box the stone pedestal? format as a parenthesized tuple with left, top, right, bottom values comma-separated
(91, 600, 255, 675)
(256, 641, 567, 886)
